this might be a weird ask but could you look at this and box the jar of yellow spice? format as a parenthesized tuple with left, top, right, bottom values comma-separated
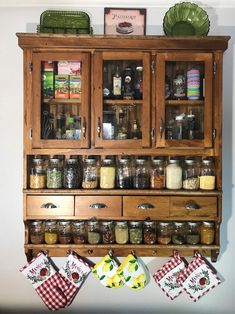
(199, 159, 216, 190)
(44, 220, 58, 244)
(100, 157, 115, 189)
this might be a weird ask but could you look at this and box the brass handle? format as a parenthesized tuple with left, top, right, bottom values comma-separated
(89, 203, 107, 209)
(82, 117, 86, 139)
(97, 117, 101, 138)
(40, 202, 59, 209)
(137, 203, 155, 210)
(160, 118, 164, 139)
(185, 200, 201, 210)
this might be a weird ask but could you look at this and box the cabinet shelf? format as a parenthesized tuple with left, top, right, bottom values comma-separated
(103, 99, 143, 105)
(165, 100, 204, 106)
(43, 99, 81, 104)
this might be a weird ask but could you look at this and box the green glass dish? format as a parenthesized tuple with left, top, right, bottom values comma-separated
(163, 2, 210, 36)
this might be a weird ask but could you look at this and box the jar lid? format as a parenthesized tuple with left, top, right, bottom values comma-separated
(102, 158, 113, 165)
(88, 220, 99, 226)
(185, 159, 196, 165)
(169, 159, 180, 164)
(49, 158, 60, 163)
(85, 158, 96, 164)
(119, 158, 130, 164)
(129, 221, 142, 227)
(173, 222, 186, 227)
(202, 221, 214, 227)
(202, 159, 213, 165)
(45, 220, 57, 226)
(152, 158, 164, 164)
(135, 158, 146, 164)
(33, 158, 44, 164)
(158, 222, 172, 227)
(31, 220, 43, 225)
(136, 66, 143, 72)
(115, 221, 127, 226)
(58, 221, 71, 226)
(72, 221, 85, 227)
(66, 158, 78, 164)
(101, 221, 113, 226)
(143, 221, 156, 227)
(187, 221, 200, 226)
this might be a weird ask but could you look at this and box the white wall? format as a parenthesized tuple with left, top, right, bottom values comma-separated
(0, 1, 234, 313)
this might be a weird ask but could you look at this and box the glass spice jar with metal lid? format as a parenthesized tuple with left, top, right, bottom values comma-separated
(186, 222, 200, 245)
(166, 159, 182, 189)
(143, 221, 157, 244)
(129, 221, 143, 244)
(72, 221, 87, 244)
(115, 221, 129, 244)
(116, 157, 133, 189)
(200, 222, 215, 245)
(87, 220, 101, 244)
(100, 157, 116, 189)
(58, 221, 72, 244)
(150, 158, 165, 189)
(30, 157, 46, 189)
(82, 157, 99, 189)
(183, 159, 199, 190)
(133, 158, 150, 189)
(157, 222, 172, 245)
(47, 158, 63, 189)
(199, 159, 216, 190)
(63, 158, 81, 189)
(30, 220, 44, 244)
(101, 221, 115, 244)
(172, 222, 186, 245)
(44, 220, 58, 244)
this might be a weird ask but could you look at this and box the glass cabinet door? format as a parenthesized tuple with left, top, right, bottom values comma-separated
(93, 52, 151, 148)
(155, 53, 213, 148)
(32, 52, 90, 148)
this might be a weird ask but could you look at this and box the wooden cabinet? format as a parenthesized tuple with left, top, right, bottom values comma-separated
(17, 34, 229, 262)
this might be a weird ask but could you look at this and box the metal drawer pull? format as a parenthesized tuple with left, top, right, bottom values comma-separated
(185, 200, 200, 210)
(138, 203, 155, 209)
(89, 203, 107, 209)
(40, 202, 59, 209)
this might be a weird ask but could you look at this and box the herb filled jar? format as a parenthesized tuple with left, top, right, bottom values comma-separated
(30, 220, 44, 244)
(143, 221, 157, 244)
(150, 158, 165, 189)
(157, 222, 172, 245)
(129, 221, 143, 244)
(166, 159, 182, 189)
(186, 222, 200, 245)
(133, 158, 150, 189)
(172, 222, 186, 245)
(101, 221, 115, 244)
(200, 222, 215, 245)
(58, 221, 72, 244)
(116, 158, 133, 189)
(72, 221, 87, 244)
(100, 158, 115, 189)
(183, 159, 199, 190)
(63, 158, 81, 189)
(30, 157, 46, 189)
(87, 221, 101, 244)
(199, 159, 216, 190)
(44, 220, 58, 244)
(115, 221, 129, 244)
(82, 158, 99, 189)
(47, 158, 63, 189)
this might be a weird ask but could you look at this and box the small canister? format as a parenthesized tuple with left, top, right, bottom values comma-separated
(47, 158, 63, 189)
(116, 158, 133, 189)
(63, 158, 81, 189)
(199, 159, 216, 190)
(30, 157, 46, 189)
(58, 221, 72, 244)
(87, 221, 101, 244)
(166, 159, 182, 189)
(72, 221, 87, 244)
(115, 221, 129, 244)
(172, 222, 186, 244)
(186, 222, 200, 245)
(133, 158, 150, 189)
(157, 222, 172, 244)
(200, 222, 215, 245)
(129, 221, 143, 244)
(101, 221, 115, 244)
(44, 220, 58, 244)
(143, 221, 157, 244)
(100, 158, 116, 189)
(30, 220, 44, 244)
(150, 158, 165, 189)
(82, 158, 99, 189)
(183, 159, 199, 190)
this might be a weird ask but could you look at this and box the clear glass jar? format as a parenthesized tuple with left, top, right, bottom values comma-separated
(87, 221, 101, 244)
(186, 222, 200, 245)
(166, 159, 182, 189)
(183, 159, 199, 190)
(30, 158, 46, 189)
(133, 158, 150, 189)
(82, 158, 99, 189)
(172, 222, 186, 244)
(115, 221, 129, 244)
(143, 221, 157, 244)
(30, 220, 44, 244)
(116, 158, 133, 189)
(100, 158, 115, 189)
(150, 158, 165, 189)
(157, 222, 172, 244)
(199, 159, 216, 190)
(129, 221, 143, 244)
(101, 221, 115, 244)
(200, 222, 215, 245)
(63, 158, 81, 189)
(58, 221, 72, 244)
(44, 220, 58, 244)
(47, 158, 63, 189)
(72, 221, 86, 244)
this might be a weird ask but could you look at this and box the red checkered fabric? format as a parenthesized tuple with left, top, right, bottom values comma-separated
(153, 253, 183, 282)
(60, 275, 78, 306)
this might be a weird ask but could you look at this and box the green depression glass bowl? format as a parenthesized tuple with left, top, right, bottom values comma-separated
(163, 2, 210, 36)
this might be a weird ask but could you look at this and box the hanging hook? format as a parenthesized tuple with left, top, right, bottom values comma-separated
(108, 249, 114, 258)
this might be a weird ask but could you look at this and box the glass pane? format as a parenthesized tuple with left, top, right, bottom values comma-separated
(41, 60, 82, 140)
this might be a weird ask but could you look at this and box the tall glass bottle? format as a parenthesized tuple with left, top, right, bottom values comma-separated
(116, 108, 129, 139)
(112, 64, 122, 99)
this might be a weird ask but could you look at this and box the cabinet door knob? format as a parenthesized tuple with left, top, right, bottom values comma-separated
(185, 200, 200, 210)
(82, 117, 86, 139)
(40, 202, 59, 209)
(137, 203, 155, 209)
(89, 203, 107, 209)
(97, 117, 101, 138)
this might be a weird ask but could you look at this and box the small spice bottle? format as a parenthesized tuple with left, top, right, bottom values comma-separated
(87, 221, 101, 244)
(30, 220, 44, 244)
(115, 221, 129, 244)
(183, 159, 199, 190)
(100, 158, 116, 189)
(157, 222, 172, 244)
(63, 158, 81, 189)
(143, 221, 157, 244)
(150, 158, 165, 189)
(166, 159, 182, 189)
(101, 221, 115, 244)
(129, 221, 143, 244)
(58, 221, 72, 244)
(30, 158, 46, 189)
(44, 220, 58, 244)
(72, 221, 87, 244)
(82, 158, 99, 189)
(116, 158, 133, 189)
(200, 222, 215, 245)
(186, 222, 200, 245)
(133, 158, 150, 189)
(199, 159, 216, 190)
(47, 158, 63, 189)
(172, 222, 186, 244)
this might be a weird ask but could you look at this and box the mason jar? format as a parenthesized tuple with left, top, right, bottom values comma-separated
(44, 220, 58, 244)
(47, 158, 63, 189)
(72, 221, 87, 244)
(101, 221, 115, 244)
(129, 221, 143, 244)
(87, 221, 101, 244)
(63, 158, 81, 189)
(115, 221, 129, 244)
(30, 220, 44, 244)
(143, 221, 157, 244)
(183, 159, 199, 190)
(172, 222, 186, 244)
(82, 158, 99, 189)
(200, 222, 215, 245)
(133, 158, 150, 189)
(199, 159, 216, 190)
(116, 158, 133, 189)
(150, 158, 165, 189)
(166, 159, 182, 189)
(186, 222, 200, 245)
(58, 221, 72, 244)
(30, 158, 46, 189)
(157, 222, 172, 244)
(100, 158, 115, 189)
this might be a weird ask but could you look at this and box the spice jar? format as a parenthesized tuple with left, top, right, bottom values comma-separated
(47, 158, 63, 189)
(116, 158, 133, 189)
(100, 158, 115, 189)
(157, 222, 172, 244)
(82, 158, 99, 189)
(150, 158, 165, 189)
(101, 221, 115, 244)
(200, 222, 215, 245)
(133, 158, 150, 189)
(183, 159, 199, 190)
(199, 159, 216, 190)
(166, 159, 182, 189)
(63, 158, 81, 189)
(115, 221, 129, 244)
(87, 221, 101, 244)
(30, 158, 46, 189)
(58, 221, 72, 244)
(72, 221, 86, 244)
(143, 221, 157, 244)
(30, 220, 44, 244)
(186, 222, 200, 245)
(44, 220, 58, 244)
(129, 221, 143, 244)
(172, 222, 186, 244)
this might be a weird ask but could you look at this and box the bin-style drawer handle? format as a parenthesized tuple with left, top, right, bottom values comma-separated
(40, 202, 59, 209)
(138, 203, 155, 210)
(89, 203, 107, 209)
(185, 200, 200, 210)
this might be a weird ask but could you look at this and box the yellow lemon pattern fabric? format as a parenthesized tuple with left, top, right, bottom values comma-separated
(92, 254, 124, 288)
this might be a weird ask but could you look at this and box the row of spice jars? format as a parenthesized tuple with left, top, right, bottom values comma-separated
(29, 155, 216, 190)
(29, 220, 215, 246)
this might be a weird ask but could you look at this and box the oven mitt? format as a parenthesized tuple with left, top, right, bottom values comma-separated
(177, 252, 221, 302)
(117, 253, 149, 290)
(92, 253, 124, 288)
(20, 252, 68, 311)
(153, 251, 186, 300)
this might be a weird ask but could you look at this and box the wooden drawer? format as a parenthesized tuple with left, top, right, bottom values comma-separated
(169, 196, 217, 219)
(26, 196, 74, 216)
(123, 196, 170, 219)
(75, 196, 122, 218)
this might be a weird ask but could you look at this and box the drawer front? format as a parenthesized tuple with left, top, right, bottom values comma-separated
(75, 196, 122, 218)
(27, 196, 74, 216)
(170, 196, 217, 218)
(123, 196, 170, 219)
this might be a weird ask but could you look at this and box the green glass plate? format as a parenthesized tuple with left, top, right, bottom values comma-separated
(163, 2, 210, 36)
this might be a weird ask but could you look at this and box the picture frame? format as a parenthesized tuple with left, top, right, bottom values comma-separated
(104, 8, 146, 35)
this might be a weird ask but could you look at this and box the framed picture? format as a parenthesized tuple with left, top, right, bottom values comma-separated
(104, 8, 146, 35)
